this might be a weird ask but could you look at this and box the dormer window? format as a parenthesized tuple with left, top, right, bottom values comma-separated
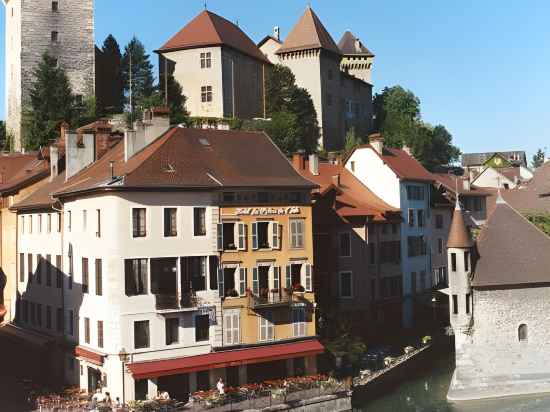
(51, 31, 59, 43)
(52, 1, 59, 12)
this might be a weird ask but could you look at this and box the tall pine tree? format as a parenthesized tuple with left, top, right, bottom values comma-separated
(121, 36, 155, 117)
(96, 35, 124, 115)
(24, 53, 75, 150)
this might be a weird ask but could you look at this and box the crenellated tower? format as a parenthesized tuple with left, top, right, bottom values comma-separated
(447, 196, 475, 349)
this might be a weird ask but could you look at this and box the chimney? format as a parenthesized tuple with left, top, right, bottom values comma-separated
(462, 178, 471, 192)
(369, 133, 384, 155)
(50, 145, 59, 181)
(292, 152, 305, 171)
(332, 174, 341, 187)
(125, 107, 171, 162)
(65, 132, 95, 181)
(402, 145, 412, 156)
(309, 154, 319, 176)
(273, 26, 280, 41)
(94, 120, 113, 160)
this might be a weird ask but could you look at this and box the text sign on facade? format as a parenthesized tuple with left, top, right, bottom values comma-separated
(236, 207, 301, 216)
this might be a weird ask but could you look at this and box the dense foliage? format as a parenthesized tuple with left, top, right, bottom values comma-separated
(373, 85, 461, 170)
(0, 121, 5, 151)
(524, 212, 550, 237)
(96, 34, 125, 115)
(532, 149, 545, 169)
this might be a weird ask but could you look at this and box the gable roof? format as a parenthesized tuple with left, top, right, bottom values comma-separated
(11, 172, 66, 211)
(433, 173, 489, 197)
(0, 153, 50, 196)
(462, 151, 527, 168)
(472, 200, 550, 288)
(258, 35, 282, 48)
(157, 10, 269, 63)
(276, 7, 341, 56)
(53, 127, 316, 199)
(295, 160, 399, 220)
(346, 145, 433, 182)
(338, 31, 374, 57)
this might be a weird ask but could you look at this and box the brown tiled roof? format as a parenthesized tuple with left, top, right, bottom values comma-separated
(447, 204, 474, 248)
(53, 128, 316, 198)
(157, 10, 269, 63)
(498, 166, 521, 182)
(258, 35, 282, 48)
(338, 31, 374, 57)
(276, 7, 340, 55)
(0, 153, 38, 186)
(433, 173, 490, 196)
(472, 200, 550, 287)
(0, 154, 49, 196)
(295, 160, 399, 220)
(11, 172, 66, 211)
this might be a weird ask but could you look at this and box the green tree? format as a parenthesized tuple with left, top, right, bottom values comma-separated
(344, 127, 362, 153)
(373, 85, 460, 169)
(0, 121, 5, 150)
(159, 57, 189, 124)
(97, 35, 124, 115)
(242, 112, 301, 155)
(24, 53, 75, 149)
(121, 36, 155, 117)
(532, 149, 545, 169)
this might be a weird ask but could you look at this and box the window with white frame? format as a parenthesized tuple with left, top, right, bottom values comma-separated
(200, 52, 212, 68)
(194, 207, 206, 236)
(251, 222, 280, 250)
(201, 86, 213, 102)
(224, 310, 240, 345)
(164, 208, 177, 237)
(292, 306, 306, 337)
(339, 233, 351, 257)
(338, 272, 353, 298)
(290, 219, 304, 249)
(132, 208, 146, 237)
(218, 222, 248, 251)
(259, 312, 274, 342)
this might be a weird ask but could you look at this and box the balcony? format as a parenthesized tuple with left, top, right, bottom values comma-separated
(155, 292, 199, 313)
(250, 289, 293, 309)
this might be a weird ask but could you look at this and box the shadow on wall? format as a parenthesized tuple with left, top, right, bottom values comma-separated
(8, 254, 84, 391)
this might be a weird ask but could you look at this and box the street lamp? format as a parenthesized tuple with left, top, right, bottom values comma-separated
(118, 348, 130, 405)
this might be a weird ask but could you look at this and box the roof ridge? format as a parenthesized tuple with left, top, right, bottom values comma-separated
(500, 199, 550, 242)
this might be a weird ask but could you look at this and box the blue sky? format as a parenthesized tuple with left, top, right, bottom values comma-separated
(2, 0, 550, 159)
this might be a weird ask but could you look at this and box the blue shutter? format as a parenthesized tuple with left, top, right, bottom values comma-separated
(218, 267, 224, 298)
(252, 223, 258, 250)
(252, 267, 259, 295)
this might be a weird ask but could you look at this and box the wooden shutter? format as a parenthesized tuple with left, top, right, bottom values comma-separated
(252, 267, 259, 295)
(271, 222, 280, 249)
(217, 224, 223, 251)
(232, 312, 240, 344)
(239, 268, 247, 296)
(305, 264, 312, 292)
(218, 267, 224, 298)
(273, 267, 280, 291)
(238, 223, 247, 250)
(252, 222, 258, 250)
(285, 265, 291, 288)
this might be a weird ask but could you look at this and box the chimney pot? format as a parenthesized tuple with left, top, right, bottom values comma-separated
(292, 153, 305, 170)
(403, 145, 412, 156)
(273, 26, 280, 41)
(369, 133, 384, 155)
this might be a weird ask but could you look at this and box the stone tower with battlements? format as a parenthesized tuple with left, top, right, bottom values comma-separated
(3, 0, 95, 151)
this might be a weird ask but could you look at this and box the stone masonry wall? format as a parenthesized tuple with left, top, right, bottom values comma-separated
(6, 0, 95, 150)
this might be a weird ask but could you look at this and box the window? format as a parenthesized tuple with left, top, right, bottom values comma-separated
(451, 253, 457, 272)
(52, 1, 59, 12)
(292, 307, 306, 337)
(188, 256, 207, 291)
(67, 211, 71, 231)
(392, 223, 399, 234)
(224, 311, 240, 345)
(28, 254, 33, 283)
(194, 208, 206, 236)
(464, 251, 470, 272)
(95, 259, 102, 296)
(290, 219, 304, 249)
(38, 214, 42, 233)
(29, 215, 33, 233)
(134, 320, 150, 349)
(420, 270, 426, 290)
(407, 236, 426, 257)
(417, 210, 425, 227)
(438, 238, 443, 255)
(259, 312, 274, 342)
(57, 212, 62, 232)
(46, 255, 52, 286)
(408, 209, 415, 227)
(68, 310, 74, 336)
(82, 258, 89, 294)
(465, 294, 470, 315)
(338, 272, 353, 298)
(435, 214, 444, 229)
(200, 52, 211, 68)
(406, 185, 425, 201)
(56, 255, 62, 288)
(132, 208, 146, 237)
(327, 93, 333, 106)
(165, 318, 179, 345)
(518, 324, 528, 342)
(339, 233, 351, 257)
(350, 161, 356, 172)
(452, 295, 458, 315)
(19, 253, 24, 282)
(84, 318, 90, 343)
(209, 256, 219, 291)
(96, 209, 101, 237)
(125, 259, 148, 296)
(97, 321, 104, 348)
(201, 86, 213, 102)
(82, 210, 87, 231)
(51, 31, 58, 42)
(20, 216, 24, 234)
(164, 208, 177, 237)
(47, 213, 52, 233)
(473, 197, 483, 212)
(380, 241, 401, 264)
(195, 314, 210, 342)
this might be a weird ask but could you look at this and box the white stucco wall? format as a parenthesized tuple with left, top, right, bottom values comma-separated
(472, 167, 516, 189)
(259, 38, 281, 64)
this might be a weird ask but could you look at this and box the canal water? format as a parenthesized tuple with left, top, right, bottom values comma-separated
(357, 349, 550, 412)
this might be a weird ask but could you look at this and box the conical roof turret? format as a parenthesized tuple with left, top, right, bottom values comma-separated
(447, 197, 474, 249)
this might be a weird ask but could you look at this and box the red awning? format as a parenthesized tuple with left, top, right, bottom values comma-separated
(75, 346, 105, 366)
(128, 339, 325, 380)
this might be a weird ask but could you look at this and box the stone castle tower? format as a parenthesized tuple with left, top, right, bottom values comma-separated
(338, 31, 374, 84)
(447, 197, 474, 350)
(3, 0, 95, 151)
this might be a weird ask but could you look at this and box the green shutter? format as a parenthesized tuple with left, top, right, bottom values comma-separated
(252, 267, 259, 295)
(252, 223, 258, 250)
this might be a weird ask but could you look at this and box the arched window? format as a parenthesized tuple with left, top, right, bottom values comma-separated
(518, 324, 528, 342)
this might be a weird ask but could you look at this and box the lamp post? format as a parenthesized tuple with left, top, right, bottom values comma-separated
(118, 348, 129, 405)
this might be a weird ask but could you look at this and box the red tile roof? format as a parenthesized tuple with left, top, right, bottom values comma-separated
(433, 173, 489, 196)
(0, 153, 49, 196)
(338, 31, 374, 57)
(447, 205, 474, 248)
(11, 172, 66, 211)
(276, 7, 340, 55)
(158, 10, 269, 63)
(128, 339, 324, 380)
(52, 127, 316, 199)
(295, 160, 399, 220)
